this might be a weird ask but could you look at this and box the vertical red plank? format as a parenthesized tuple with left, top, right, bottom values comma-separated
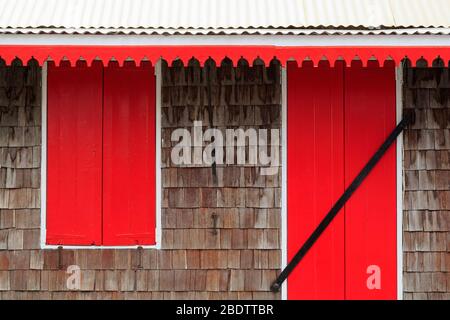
(103, 62, 156, 245)
(344, 61, 397, 299)
(46, 64, 103, 245)
(287, 61, 345, 299)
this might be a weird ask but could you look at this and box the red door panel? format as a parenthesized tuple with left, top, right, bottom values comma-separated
(287, 61, 345, 299)
(103, 62, 156, 245)
(46, 63, 103, 245)
(287, 61, 397, 299)
(344, 61, 397, 299)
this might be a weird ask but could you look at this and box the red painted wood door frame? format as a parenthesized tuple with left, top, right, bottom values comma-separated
(287, 61, 397, 299)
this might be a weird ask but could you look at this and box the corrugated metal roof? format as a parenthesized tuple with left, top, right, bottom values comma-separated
(0, 0, 449, 35)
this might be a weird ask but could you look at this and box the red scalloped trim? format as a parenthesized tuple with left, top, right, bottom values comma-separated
(0, 45, 449, 66)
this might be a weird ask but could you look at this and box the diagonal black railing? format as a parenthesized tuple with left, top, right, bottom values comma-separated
(270, 110, 415, 292)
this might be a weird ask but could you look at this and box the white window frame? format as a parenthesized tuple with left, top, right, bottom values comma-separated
(40, 60, 162, 250)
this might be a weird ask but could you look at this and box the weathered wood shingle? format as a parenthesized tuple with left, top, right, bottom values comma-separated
(0, 58, 279, 299)
(403, 66, 450, 299)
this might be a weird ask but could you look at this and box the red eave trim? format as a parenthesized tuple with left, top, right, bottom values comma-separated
(1, 45, 450, 66)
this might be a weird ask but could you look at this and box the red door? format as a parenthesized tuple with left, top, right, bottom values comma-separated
(344, 61, 397, 299)
(287, 61, 397, 299)
(287, 61, 345, 299)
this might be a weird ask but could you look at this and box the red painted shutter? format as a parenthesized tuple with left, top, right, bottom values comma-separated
(46, 62, 103, 245)
(102, 62, 156, 245)
(287, 61, 345, 299)
(344, 61, 397, 299)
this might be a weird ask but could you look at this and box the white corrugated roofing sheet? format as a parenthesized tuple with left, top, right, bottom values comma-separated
(0, 0, 449, 35)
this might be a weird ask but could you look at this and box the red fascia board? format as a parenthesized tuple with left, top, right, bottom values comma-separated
(1, 45, 450, 66)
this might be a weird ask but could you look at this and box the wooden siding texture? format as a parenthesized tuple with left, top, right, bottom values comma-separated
(0, 57, 282, 299)
(403, 66, 450, 300)
(0, 58, 448, 300)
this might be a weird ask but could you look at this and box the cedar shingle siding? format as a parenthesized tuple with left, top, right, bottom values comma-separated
(0, 58, 448, 299)
(0, 58, 282, 299)
(403, 66, 450, 300)
(159, 58, 282, 299)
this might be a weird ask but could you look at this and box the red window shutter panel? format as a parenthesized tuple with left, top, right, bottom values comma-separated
(287, 61, 345, 299)
(46, 63, 103, 245)
(344, 61, 397, 299)
(102, 62, 156, 246)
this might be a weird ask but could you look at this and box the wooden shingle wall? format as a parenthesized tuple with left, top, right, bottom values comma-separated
(403, 66, 450, 300)
(1, 58, 447, 300)
(160, 58, 282, 299)
(0, 57, 282, 299)
(0, 59, 43, 298)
